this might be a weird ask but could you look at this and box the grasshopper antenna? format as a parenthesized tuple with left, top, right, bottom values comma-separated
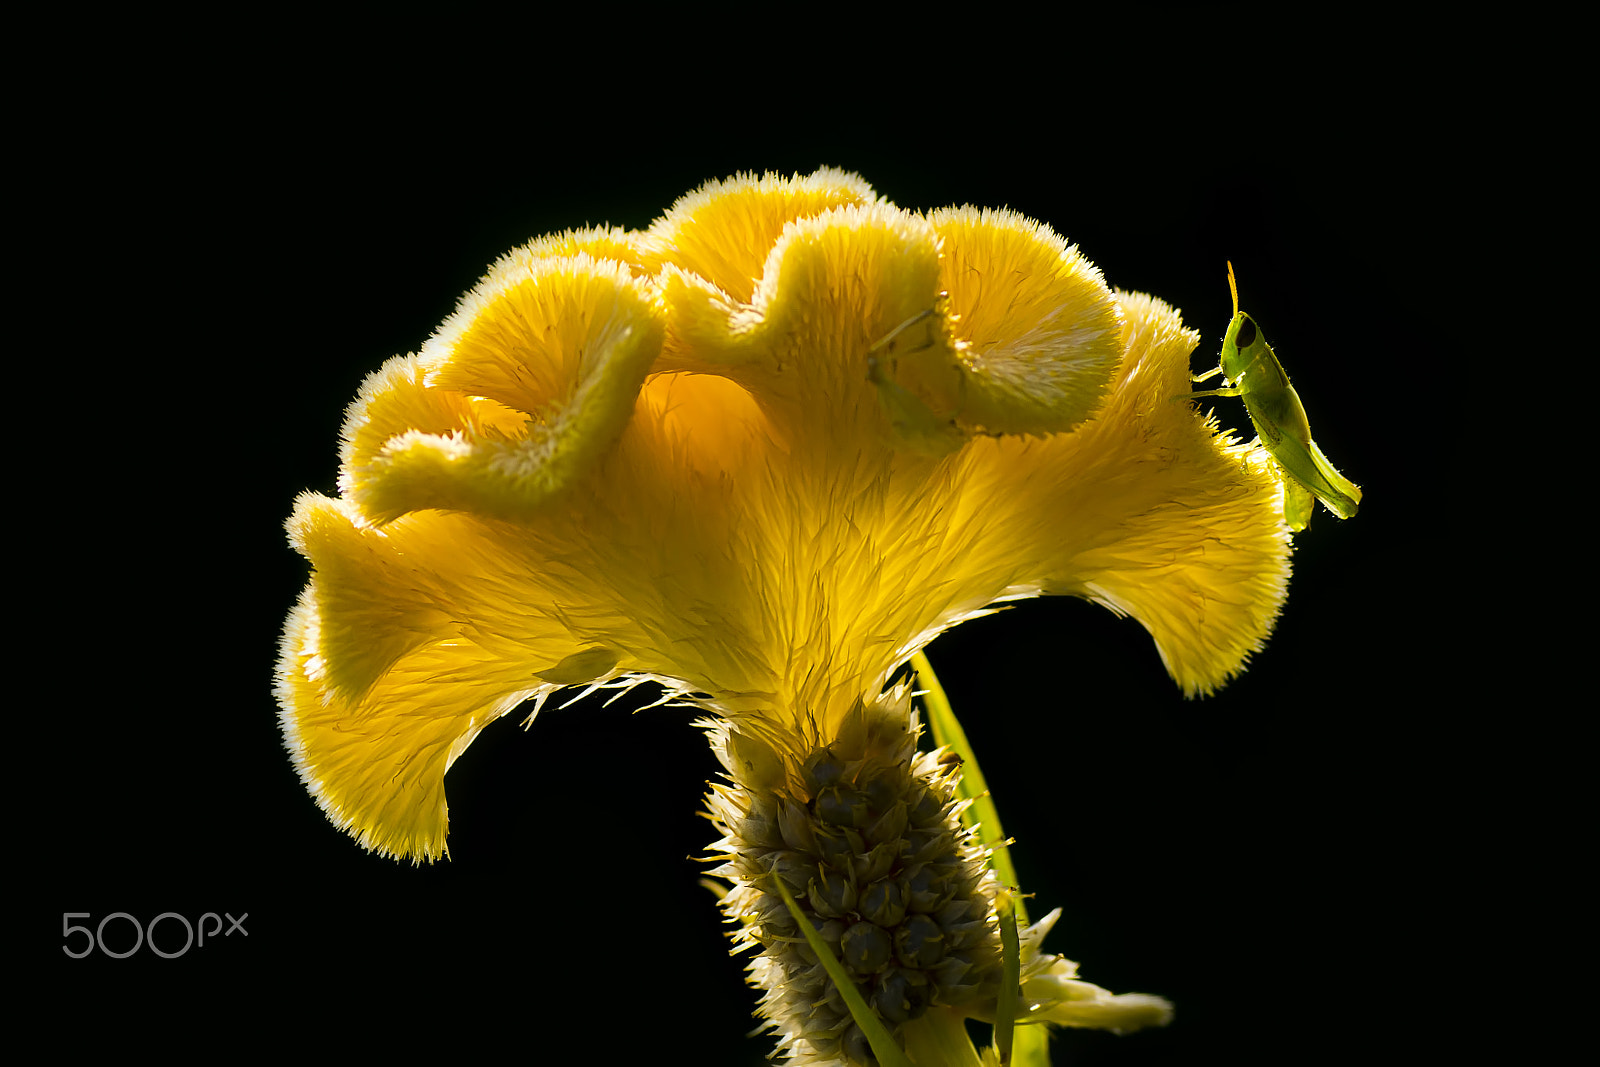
(1227, 260, 1239, 319)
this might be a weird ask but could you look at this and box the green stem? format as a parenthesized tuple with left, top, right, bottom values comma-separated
(899, 1008, 984, 1067)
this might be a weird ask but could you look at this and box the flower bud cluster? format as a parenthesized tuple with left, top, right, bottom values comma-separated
(710, 708, 1001, 1065)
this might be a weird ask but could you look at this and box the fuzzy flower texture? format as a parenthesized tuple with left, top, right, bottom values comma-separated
(277, 169, 1292, 1063)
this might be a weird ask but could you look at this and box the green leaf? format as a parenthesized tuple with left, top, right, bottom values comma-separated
(913, 650, 1026, 927)
(995, 892, 1020, 1064)
(916, 650, 1053, 1067)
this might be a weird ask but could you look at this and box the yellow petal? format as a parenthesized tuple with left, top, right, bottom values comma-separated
(641, 167, 879, 305)
(345, 254, 664, 524)
(276, 582, 541, 861)
(924, 205, 1124, 436)
(1029, 983, 1175, 1034)
(285, 492, 454, 702)
(955, 291, 1291, 695)
(1015, 909, 1174, 1035)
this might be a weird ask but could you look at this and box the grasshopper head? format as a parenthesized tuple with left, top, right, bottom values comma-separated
(1220, 311, 1262, 382)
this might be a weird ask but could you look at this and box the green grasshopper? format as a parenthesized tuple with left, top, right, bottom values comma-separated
(1189, 263, 1362, 531)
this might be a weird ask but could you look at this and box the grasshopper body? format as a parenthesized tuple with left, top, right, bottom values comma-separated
(1190, 264, 1361, 531)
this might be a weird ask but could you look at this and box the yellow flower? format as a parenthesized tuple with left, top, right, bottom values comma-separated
(276, 168, 1290, 1061)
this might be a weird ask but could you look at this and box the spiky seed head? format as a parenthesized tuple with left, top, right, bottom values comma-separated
(706, 698, 1003, 1065)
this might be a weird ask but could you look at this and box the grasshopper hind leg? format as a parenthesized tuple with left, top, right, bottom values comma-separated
(1281, 476, 1315, 532)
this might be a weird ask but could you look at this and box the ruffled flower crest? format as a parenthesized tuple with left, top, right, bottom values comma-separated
(276, 168, 1290, 865)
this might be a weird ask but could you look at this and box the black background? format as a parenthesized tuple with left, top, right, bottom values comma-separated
(41, 12, 1502, 1064)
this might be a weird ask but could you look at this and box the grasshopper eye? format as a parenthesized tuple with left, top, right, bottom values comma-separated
(1234, 317, 1257, 348)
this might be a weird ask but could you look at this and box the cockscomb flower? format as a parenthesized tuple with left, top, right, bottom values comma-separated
(277, 168, 1291, 1063)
